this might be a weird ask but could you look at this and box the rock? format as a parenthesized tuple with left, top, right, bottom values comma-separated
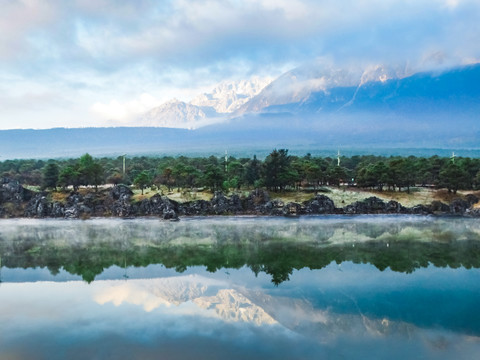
(1, 177, 35, 203)
(106, 185, 134, 217)
(409, 204, 432, 215)
(244, 189, 270, 212)
(465, 194, 479, 207)
(385, 200, 408, 214)
(429, 200, 450, 213)
(305, 195, 335, 214)
(465, 208, 480, 217)
(110, 184, 133, 200)
(25, 194, 50, 217)
(163, 208, 178, 220)
(51, 202, 65, 218)
(343, 197, 387, 214)
(283, 202, 302, 216)
(449, 198, 469, 215)
(180, 199, 211, 215)
(64, 206, 78, 219)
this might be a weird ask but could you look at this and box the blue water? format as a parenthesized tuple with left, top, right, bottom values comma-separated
(0, 217, 479, 359)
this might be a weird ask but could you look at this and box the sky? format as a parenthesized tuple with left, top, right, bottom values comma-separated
(0, 0, 479, 130)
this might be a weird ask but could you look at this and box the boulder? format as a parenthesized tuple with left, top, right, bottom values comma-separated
(163, 208, 178, 220)
(24, 194, 51, 217)
(409, 204, 432, 215)
(244, 189, 270, 212)
(343, 197, 387, 214)
(449, 198, 470, 215)
(465, 194, 479, 207)
(1, 177, 35, 203)
(305, 195, 335, 214)
(283, 202, 302, 216)
(210, 192, 244, 214)
(180, 199, 211, 215)
(385, 200, 408, 214)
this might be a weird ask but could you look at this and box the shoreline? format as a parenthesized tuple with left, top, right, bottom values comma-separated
(2, 178, 480, 220)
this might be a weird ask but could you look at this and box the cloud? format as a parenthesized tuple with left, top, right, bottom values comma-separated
(90, 93, 161, 123)
(1, 0, 479, 128)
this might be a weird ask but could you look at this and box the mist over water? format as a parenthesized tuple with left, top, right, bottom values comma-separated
(1, 216, 479, 359)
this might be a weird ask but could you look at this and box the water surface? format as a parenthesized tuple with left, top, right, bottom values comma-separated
(0, 216, 479, 359)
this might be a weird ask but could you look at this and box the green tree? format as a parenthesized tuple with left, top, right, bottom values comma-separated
(42, 162, 59, 190)
(58, 165, 80, 191)
(78, 153, 104, 191)
(264, 149, 292, 191)
(244, 155, 262, 187)
(134, 170, 152, 195)
(438, 163, 469, 193)
(203, 164, 225, 192)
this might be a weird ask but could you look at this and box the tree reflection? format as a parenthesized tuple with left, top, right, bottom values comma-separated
(1, 218, 480, 284)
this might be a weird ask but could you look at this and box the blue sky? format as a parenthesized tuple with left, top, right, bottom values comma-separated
(0, 0, 479, 129)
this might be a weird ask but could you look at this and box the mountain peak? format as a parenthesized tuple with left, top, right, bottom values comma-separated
(190, 77, 272, 113)
(140, 99, 207, 129)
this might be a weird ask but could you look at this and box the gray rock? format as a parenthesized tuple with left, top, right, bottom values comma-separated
(343, 197, 387, 214)
(163, 208, 178, 220)
(305, 195, 335, 214)
(449, 198, 469, 215)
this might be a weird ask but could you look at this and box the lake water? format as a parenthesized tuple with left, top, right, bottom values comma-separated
(0, 216, 479, 359)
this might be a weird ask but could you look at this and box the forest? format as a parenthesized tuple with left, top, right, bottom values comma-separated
(1, 149, 480, 194)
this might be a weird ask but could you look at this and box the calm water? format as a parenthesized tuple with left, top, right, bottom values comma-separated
(0, 216, 479, 359)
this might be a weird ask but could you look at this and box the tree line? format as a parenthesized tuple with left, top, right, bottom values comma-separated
(2, 150, 480, 194)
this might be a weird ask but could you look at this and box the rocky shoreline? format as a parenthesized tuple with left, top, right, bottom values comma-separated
(1, 177, 480, 220)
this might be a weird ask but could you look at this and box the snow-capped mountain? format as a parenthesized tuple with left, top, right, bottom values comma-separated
(95, 275, 277, 325)
(139, 99, 213, 129)
(238, 62, 411, 114)
(190, 77, 272, 113)
(139, 77, 271, 129)
(238, 63, 363, 113)
(132, 62, 480, 150)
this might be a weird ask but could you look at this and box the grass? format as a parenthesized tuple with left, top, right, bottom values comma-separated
(51, 185, 480, 209)
(264, 186, 479, 208)
(50, 191, 70, 203)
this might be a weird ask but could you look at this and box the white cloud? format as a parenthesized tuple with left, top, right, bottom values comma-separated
(90, 93, 161, 123)
(1, 0, 480, 129)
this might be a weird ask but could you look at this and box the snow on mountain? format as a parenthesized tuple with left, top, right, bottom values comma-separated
(139, 99, 215, 129)
(239, 61, 414, 114)
(239, 64, 363, 113)
(359, 64, 408, 86)
(137, 62, 479, 129)
(190, 77, 272, 113)
(138, 77, 271, 129)
(94, 275, 277, 325)
(193, 289, 276, 325)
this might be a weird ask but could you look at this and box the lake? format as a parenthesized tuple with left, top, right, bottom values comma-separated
(0, 216, 479, 359)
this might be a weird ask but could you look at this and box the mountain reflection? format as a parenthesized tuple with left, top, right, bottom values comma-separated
(1, 216, 480, 284)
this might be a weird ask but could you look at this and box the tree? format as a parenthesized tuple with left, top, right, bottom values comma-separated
(438, 163, 469, 193)
(264, 149, 292, 191)
(42, 162, 59, 190)
(244, 155, 262, 187)
(58, 165, 80, 190)
(203, 164, 225, 192)
(158, 167, 175, 191)
(134, 170, 152, 195)
(78, 153, 104, 191)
